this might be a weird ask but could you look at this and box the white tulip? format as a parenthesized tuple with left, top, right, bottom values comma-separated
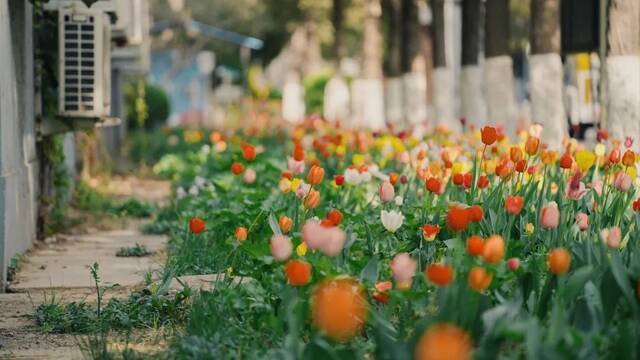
(176, 187, 186, 199)
(394, 196, 404, 206)
(344, 168, 362, 185)
(195, 176, 206, 188)
(381, 210, 404, 233)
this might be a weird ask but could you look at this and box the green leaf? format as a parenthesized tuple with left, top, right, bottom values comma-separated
(563, 265, 594, 300)
(268, 212, 283, 236)
(609, 252, 639, 316)
(360, 256, 379, 285)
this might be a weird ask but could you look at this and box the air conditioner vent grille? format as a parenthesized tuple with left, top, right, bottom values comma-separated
(61, 14, 96, 113)
(59, 8, 109, 118)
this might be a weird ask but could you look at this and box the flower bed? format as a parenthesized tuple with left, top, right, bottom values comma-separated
(151, 122, 640, 358)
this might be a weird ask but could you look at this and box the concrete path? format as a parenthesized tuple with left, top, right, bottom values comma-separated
(9, 230, 166, 291)
(0, 230, 167, 359)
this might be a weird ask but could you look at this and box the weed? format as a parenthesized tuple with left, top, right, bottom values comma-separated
(116, 244, 152, 257)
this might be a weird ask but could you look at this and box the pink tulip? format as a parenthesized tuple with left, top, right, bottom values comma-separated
(301, 219, 346, 256)
(601, 227, 621, 249)
(379, 181, 395, 203)
(270, 234, 292, 260)
(287, 157, 305, 174)
(565, 171, 587, 200)
(398, 151, 410, 164)
(243, 168, 256, 184)
(540, 202, 560, 229)
(614, 172, 632, 192)
(507, 257, 520, 271)
(295, 183, 311, 199)
(390, 253, 417, 284)
(575, 212, 589, 231)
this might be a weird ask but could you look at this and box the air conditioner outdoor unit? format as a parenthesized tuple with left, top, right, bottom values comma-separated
(58, 8, 112, 119)
(112, 0, 147, 46)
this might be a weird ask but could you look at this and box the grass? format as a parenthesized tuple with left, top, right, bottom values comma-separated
(34, 267, 191, 335)
(73, 181, 155, 218)
(6, 254, 25, 283)
(116, 244, 152, 257)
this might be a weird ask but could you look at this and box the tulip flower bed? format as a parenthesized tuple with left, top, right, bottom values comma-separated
(149, 123, 640, 359)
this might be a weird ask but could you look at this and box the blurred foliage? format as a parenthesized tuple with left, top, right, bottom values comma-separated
(150, 0, 365, 69)
(125, 81, 170, 131)
(510, 0, 531, 51)
(303, 71, 332, 115)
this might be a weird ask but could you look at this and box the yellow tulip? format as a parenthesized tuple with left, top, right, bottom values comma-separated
(296, 242, 308, 257)
(575, 150, 596, 171)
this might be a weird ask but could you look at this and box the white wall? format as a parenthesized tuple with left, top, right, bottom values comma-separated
(0, 0, 39, 289)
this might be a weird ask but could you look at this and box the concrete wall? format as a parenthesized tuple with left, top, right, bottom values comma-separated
(0, 0, 39, 289)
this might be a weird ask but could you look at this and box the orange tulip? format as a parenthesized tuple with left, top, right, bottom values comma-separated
(525, 136, 540, 155)
(235, 226, 248, 241)
(477, 175, 489, 189)
(482, 235, 505, 264)
(284, 259, 312, 286)
(241, 143, 256, 161)
(466, 235, 484, 257)
(510, 147, 523, 162)
(293, 142, 304, 161)
(279, 215, 293, 233)
(326, 209, 343, 226)
(559, 153, 573, 169)
(505, 195, 524, 215)
(372, 281, 392, 304)
(447, 205, 470, 232)
(304, 189, 321, 209)
(452, 173, 464, 186)
(540, 150, 558, 165)
(467, 205, 483, 222)
(622, 150, 635, 167)
(312, 278, 368, 342)
(468, 267, 492, 292)
(515, 159, 527, 173)
(415, 323, 472, 360)
(189, 216, 205, 234)
(609, 149, 621, 164)
(426, 263, 454, 286)
(426, 177, 442, 194)
(389, 172, 399, 185)
(231, 162, 245, 175)
(307, 165, 325, 185)
(422, 224, 441, 241)
(481, 126, 497, 146)
(548, 248, 571, 274)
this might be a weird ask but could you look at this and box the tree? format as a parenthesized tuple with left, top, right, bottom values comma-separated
(460, 0, 485, 127)
(605, 0, 640, 143)
(484, 0, 516, 136)
(431, 0, 457, 130)
(529, 0, 566, 149)
(352, 0, 385, 129)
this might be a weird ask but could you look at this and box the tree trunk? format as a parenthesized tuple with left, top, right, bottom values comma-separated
(432, 0, 446, 68)
(606, 0, 640, 142)
(431, 0, 456, 130)
(324, 0, 351, 123)
(529, 0, 565, 149)
(400, 0, 416, 72)
(484, 0, 515, 136)
(332, 0, 345, 64)
(485, 0, 509, 58)
(362, 0, 383, 79)
(353, 0, 385, 129)
(460, 0, 485, 127)
(530, 0, 560, 54)
(461, 0, 480, 66)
